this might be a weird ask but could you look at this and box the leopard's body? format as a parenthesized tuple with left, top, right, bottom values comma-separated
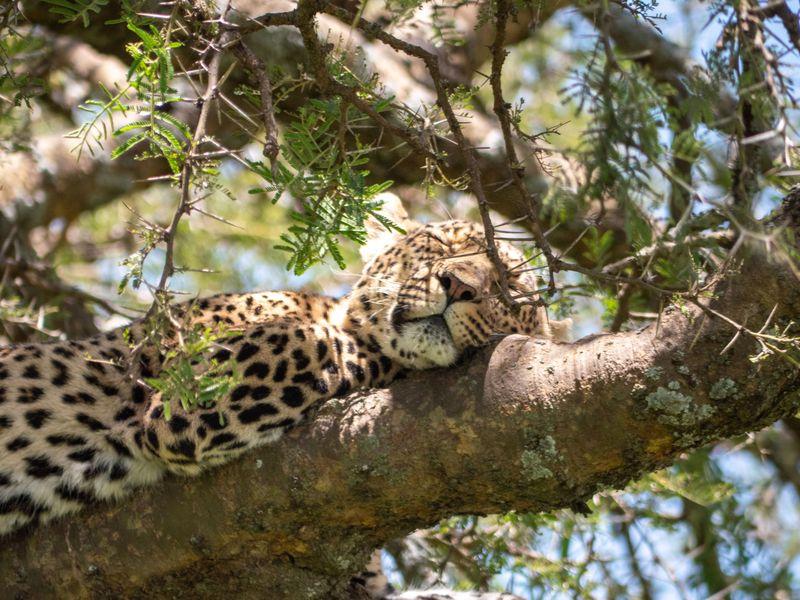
(0, 196, 562, 541)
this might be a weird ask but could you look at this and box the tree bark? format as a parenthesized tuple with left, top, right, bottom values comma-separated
(1, 246, 798, 599)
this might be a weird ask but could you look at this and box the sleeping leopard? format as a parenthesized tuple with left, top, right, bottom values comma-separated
(0, 194, 567, 591)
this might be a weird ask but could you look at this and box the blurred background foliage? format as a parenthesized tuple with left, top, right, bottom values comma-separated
(1, 0, 800, 597)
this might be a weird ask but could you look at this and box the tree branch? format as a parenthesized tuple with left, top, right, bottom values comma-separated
(579, 2, 784, 171)
(1, 246, 798, 598)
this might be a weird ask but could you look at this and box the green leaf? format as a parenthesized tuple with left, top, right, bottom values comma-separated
(157, 52, 173, 94)
(152, 122, 184, 151)
(154, 111, 191, 137)
(127, 22, 158, 49)
(114, 120, 152, 135)
(44, 0, 109, 27)
(110, 132, 148, 159)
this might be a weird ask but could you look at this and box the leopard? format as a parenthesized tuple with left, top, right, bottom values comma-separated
(0, 193, 568, 594)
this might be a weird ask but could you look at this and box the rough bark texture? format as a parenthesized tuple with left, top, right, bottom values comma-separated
(1, 248, 798, 599)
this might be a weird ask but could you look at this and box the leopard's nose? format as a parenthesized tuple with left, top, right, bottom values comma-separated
(437, 270, 478, 303)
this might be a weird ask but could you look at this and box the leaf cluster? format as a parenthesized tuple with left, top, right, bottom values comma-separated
(43, 0, 109, 27)
(141, 320, 242, 421)
(249, 95, 400, 274)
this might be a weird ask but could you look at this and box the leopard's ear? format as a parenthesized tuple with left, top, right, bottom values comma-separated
(360, 192, 418, 262)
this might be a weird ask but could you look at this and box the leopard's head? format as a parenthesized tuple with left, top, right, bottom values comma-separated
(345, 194, 559, 369)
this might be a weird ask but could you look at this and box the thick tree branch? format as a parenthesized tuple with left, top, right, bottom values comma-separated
(0, 216, 112, 340)
(1, 246, 798, 598)
(0, 133, 165, 238)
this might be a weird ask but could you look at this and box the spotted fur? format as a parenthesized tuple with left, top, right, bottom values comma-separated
(0, 195, 564, 538)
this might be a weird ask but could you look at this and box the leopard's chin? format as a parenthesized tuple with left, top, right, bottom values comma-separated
(392, 315, 460, 369)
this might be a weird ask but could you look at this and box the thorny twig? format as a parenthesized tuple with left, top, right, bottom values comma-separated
(694, 300, 799, 367)
(156, 21, 228, 299)
(128, 1, 233, 371)
(294, 4, 442, 165)
(222, 8, 299, 34)
(601, 231, 735, 275)
(234, 2, 444, 166)
(230, 40, 279, 166)
(489, 0, 557, 299)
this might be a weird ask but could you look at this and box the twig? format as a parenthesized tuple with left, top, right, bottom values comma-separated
(127, 1, 233, 371)
(601, 230, 735, 275)
(554, 258, 680, 297)
(154, 22, 227, 300)
(489, 0, 557, 298)
(230, 40, 279, 166)
(294, 2, 441, 166)
(222, 9, 298, 34)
